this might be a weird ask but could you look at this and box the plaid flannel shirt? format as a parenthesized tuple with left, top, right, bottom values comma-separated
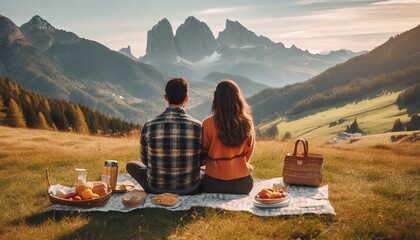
(140, 107, 202, 191)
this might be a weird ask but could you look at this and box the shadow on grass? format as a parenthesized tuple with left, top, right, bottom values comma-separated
(13, 208, 336, 239)
(17, 208, 207, 240)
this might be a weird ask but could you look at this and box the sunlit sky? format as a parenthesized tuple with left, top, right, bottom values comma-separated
(1, 0, 420, 57)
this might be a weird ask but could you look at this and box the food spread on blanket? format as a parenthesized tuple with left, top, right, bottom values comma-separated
(151, 193, 178, 206)
(52, 181, 109, 201)
(114, 182, 135, 193)
(254, 184, 291, 207)
(122, 190, 146, 207)
(256, 184, 288, 199)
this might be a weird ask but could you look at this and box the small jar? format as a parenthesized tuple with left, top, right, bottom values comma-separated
(75, 168, 87, 186)
(272, 183, 281, 192)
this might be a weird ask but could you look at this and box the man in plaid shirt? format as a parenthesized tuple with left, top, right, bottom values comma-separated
(126, 78, 203, 195)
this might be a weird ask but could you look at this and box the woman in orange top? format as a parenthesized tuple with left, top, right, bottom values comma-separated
(201, 80, 254, 194)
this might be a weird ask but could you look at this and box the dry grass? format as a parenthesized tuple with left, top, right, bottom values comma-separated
(0, 126, 419, 239)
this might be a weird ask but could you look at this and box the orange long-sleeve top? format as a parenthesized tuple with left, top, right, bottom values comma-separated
(202, 116, 254, 180)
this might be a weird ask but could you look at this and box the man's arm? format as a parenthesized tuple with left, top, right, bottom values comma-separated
(140, 127, 148, 166)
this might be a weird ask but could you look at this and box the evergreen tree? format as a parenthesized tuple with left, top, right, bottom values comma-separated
(406, 114, 420, 131)
(21, 94, 36, 128)
(74, 105, 89, 134)
(51, 122, 58, 131)
(65, 104, 77, 131)
(39, 98, 53, 126)
(263, 124, 279, 139)
(347, 119, 362, 133)
(6, 99, 27, 128)
(51, 101, 70, 131)
(283, 131, 292, 141)
(392, 118, 406, 132)
(36, 112, 50, 130)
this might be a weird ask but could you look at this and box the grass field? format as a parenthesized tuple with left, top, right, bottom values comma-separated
(0, 126, 419, 239)
(258, 91, 415, 142)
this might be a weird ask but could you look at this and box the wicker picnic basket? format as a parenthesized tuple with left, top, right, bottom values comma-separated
(282, 139, 324, 187)
(45, 168, 112, 208)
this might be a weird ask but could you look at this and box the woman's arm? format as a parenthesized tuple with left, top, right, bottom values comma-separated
(245, 134, 254, 162)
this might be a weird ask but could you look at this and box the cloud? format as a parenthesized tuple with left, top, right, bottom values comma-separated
(239, 1, 420, 52)
(196, 7, 245, 16)
(297, 0, 338, 5)
(372, 0, 420, 5)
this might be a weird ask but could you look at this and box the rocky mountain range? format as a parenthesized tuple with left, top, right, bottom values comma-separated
(141, 17, 363, 87)
(0, 14, 168, 123)
(0, 13, 369, 124)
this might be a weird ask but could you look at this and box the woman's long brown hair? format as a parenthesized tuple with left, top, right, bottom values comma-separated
(211, 80, 254, 147)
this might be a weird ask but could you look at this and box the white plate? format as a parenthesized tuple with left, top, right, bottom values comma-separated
(113, 183, 135, 193)
(253, 197, 291, 208)
(254, 193, 290, 204)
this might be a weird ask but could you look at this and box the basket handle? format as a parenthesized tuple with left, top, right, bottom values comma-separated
(293, 139, 308, 157)
(45, 168, 51, 190)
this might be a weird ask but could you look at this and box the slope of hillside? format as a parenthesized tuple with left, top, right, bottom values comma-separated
(258, 91, 417, 142)
(249, 25, 420, 123)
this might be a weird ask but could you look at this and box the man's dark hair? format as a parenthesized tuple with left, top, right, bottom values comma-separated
(165, 78, 189, 105)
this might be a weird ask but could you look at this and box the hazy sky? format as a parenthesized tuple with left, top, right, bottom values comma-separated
(1, 0, 419, 57)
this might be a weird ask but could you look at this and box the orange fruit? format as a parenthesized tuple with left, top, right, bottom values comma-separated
(259, 192, 271, 199)
(81, 189, 93, 200)
(259, 188, 273, 198)
(272, 192, 283, 198)
(91, 193, 100, 199)
(73, 195, 82, 201)
(76, 182, 93, 195)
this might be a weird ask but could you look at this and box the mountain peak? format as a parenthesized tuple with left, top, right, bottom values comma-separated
(0, 14, 26, 45)
(143, 18, 177, 61)
(225, 19, 244, 30)
(118, 45, 137, 60)
(185, 16, 199, 23)
(25, 15, 56, 32)
(218, 19, 275, 48)
(174, 16, 217, 62)
(21, 15, 80, 51)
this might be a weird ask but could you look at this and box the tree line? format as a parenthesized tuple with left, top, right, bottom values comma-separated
(286, 66, 420, 116)
(0, 77, 140, 136)
(396, 83, 420, 107)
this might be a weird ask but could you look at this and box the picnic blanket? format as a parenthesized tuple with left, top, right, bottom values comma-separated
(47, 174, 335, 217)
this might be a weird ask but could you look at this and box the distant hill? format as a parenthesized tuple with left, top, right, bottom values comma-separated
(0, 77, 139, 135)
(141, 17, 362, 87)
(187, 72, 269, 119)
(203, 72, 269, 97)
(0, 14, 168, 123)
(249, 25, 420, 123)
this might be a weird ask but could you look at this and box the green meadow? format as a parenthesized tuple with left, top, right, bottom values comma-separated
(0, 126, 419, 239)
(258, 91, 414, 141)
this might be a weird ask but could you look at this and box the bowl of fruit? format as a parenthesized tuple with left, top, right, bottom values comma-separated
(46, 168, 112, 208)
(254, 185, 290, 204)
